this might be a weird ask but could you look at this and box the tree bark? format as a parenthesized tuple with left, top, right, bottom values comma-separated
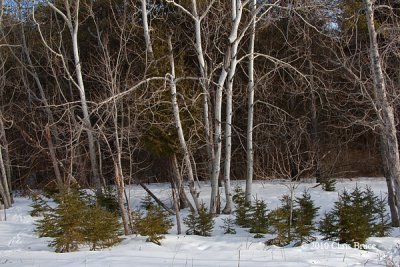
(245, 0, 256, 204)
(45, 0, 102, 189)
(168, 35, 200, 211)
(364, 0, 400, 224)
(141, 0, 154, 60)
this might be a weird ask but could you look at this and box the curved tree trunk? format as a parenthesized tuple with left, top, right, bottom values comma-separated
(168, 36, 200, 211)
(364, 0, 400, 224)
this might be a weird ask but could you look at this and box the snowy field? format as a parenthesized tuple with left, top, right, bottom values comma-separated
(1, 178, 400, 267)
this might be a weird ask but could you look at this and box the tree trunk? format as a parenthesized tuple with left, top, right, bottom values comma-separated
(168, 36, 200, 211)
(171, 154, 191, 210)
(0, 115, 11, 203)
(141, 0, 154, 60)
(115, 163, 132, 235)
(190, 0, 214, 178)
(45, 0, 102, 189)
(364, 0, 400, 224)
(222, 0, 245, 214)
(45, 125, 64, 189)
(245, 0, 256, 204)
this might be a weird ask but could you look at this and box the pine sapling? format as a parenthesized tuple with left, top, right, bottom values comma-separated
(372, 193, 391, 237)
(196, 203, 215, 237)
(30, 193, 50, 217)
(221, 217, 236, 234)
(183, 208, 198, 235)
(133, 205, 173, 245)
(294, 191, 319, 244)
(233, 187, 251, 227)
(249, 198, 269, 238)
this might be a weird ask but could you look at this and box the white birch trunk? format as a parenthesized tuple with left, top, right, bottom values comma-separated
(190, 0, 214, 176)
(210, 69, 227, 214)
(222, 1, 244, 214)
(46, 0, 101, 189)
(168, 36, 200, 211)
(141, 0, 154, 59)
(245, 0, 256, 204)
(365, 0, 400, 223)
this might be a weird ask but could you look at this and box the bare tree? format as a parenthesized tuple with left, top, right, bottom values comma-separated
(245, 0, 256, 204)
(364, 0, 400, 224)
(34, 0, 102, 189)
(168, 35, 200, 211)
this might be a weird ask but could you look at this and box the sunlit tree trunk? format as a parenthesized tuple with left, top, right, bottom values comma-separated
(245, 0, 256, 204)
(168, 35, 200, 211)
(364, 0, 400, 225)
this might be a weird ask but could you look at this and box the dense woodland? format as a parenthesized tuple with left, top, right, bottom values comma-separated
(0, 0, 400, 228)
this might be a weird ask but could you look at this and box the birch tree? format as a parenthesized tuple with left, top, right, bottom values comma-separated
(34, 0, 102, 189)
(168, 35, 200, 211)
(245, 0, 256, 204)
(364, 0, 400, 223)
(141, 0, 154, 60)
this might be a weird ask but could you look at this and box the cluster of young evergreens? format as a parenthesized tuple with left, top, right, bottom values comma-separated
(319, 186, 391, 246)
(230, 186, 391, 248)
(31, 189, 121, 252)
(31, 184, 392, 251)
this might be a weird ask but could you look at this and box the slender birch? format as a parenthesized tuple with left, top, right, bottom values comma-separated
(222, 0, 245, 214)
(141, 0, 154, 60)
(245, 0, 256, 204)
(364, 0, 400, 223)
(43, 0, 101, 189)
(168, 35, 200, 211)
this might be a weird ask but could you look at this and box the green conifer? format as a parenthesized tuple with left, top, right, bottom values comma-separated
(294, 191, 319, 244)
(96, 187, 119, 214)
(232, 187, 251, 227)
(30, 193, 50, 217)
(321, 178, 336, 192)
(183, 203, 214, 236)
(84, 205, 121, 250)
(183, 208, 198, 235)
(221, 217, 236, 234)
(267, 195, 293, 246)
(372, 193, 391, 237)
(35, 189, 122, 252)
(133, 205, 173, 245)
(319, 186, 391, 247)
(36, 191, 86, 252)
(249, 198, 269, 238)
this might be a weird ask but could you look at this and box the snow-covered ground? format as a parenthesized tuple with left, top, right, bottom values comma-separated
(1, 178, 400, 267)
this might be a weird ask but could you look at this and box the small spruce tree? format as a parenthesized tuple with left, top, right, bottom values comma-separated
(36, 191, 86, 252)
(133, 205, 173, 245)
(141, 193, 155, 211)
(221, 217, 236, 234)
(294, 191, 319, 244)
(96, 187, 120, 214)
(183, 208, 198, 235)
(232, 187, 251, 227)
(321, 177, 336, 192)
(319, 186, 391, 247)
(373, 194, 391, 237)
(183, 203, 215, 236)
(84, 205, 121, 250)
(196, 203, 215, 236)
(35, 189, 122, 252)
(267, 192, 319, 246)
(249, 198, 269, 238)
(267, 195, 293, 246)
(30, 193, 50, 217)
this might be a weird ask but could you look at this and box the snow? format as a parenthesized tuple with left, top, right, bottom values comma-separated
(0, 178, 399, 267)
